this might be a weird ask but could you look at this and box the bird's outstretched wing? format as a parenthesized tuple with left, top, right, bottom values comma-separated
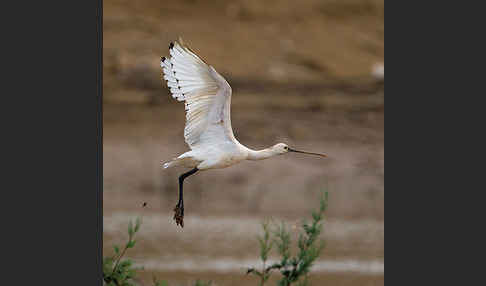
(161, 39, 235, 149)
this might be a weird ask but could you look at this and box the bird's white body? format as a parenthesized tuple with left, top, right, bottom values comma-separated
(167, 141, 285, 170)
(175, 143, 246, 170)
(161, 40, 289, 171)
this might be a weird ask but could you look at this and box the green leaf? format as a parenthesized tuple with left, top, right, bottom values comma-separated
(128, 220, 134, 237)
(126, 240, 136, 248)
(135, 217, 142, 233)
(113, 245, 120, 255)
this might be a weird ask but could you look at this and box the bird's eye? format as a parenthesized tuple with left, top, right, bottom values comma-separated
(284, 146, 288, 150)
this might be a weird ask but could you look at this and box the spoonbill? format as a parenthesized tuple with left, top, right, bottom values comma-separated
(160, 39, 326, 227)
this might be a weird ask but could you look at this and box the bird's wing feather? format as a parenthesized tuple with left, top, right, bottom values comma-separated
(161, 39, 235, 148)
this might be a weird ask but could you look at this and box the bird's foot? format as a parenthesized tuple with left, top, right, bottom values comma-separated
(173, 203, 184, 228)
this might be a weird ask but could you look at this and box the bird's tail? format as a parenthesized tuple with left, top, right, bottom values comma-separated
(162, 161, 172, 169)
(161, 159, 176, 169)
(161, 156, 198, 169)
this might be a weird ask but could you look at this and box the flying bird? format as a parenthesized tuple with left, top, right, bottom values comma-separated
(160, 39, 326, 227)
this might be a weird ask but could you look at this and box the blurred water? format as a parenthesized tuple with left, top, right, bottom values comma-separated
(137, 257, 384, 274)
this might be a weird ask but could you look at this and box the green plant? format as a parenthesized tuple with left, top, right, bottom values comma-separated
(103, 217, 142, 286)
(247, 192, 328, 286)
(103, 217, 212, 286)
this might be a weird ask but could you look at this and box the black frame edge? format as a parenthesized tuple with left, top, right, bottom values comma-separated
(96, 0, 103, 284)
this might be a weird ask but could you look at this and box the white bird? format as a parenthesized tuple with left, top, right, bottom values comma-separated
(160, 39, 327, 227)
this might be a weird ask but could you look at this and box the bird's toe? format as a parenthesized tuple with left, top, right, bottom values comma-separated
(173, 205, 184, 228)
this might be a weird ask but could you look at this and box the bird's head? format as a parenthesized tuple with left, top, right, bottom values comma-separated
(272, 143, 327, 158)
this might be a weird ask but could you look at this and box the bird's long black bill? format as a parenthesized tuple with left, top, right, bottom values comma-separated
(288, 148, 327, 158)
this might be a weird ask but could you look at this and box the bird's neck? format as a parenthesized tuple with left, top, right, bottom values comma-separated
(246, 147, 277, 161)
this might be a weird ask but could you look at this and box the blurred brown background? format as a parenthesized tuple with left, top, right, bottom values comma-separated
(103, 0, 384, 285)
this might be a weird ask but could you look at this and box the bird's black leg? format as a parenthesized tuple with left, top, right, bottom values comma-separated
(173, 167, 198, 227)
